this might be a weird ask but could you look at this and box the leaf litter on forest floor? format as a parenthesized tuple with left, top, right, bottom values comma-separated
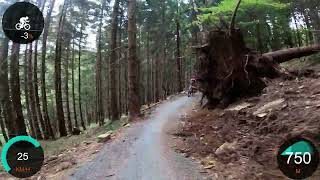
(174, 76, 320, 179)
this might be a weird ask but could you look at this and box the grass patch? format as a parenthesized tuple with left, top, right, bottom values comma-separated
(41, 120, 124, 157)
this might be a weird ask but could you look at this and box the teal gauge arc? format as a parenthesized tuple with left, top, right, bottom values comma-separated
(1, 136, 44, 178)
(277, 137, 319, 179)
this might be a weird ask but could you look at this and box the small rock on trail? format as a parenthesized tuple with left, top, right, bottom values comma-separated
(97, 131, 112, 143)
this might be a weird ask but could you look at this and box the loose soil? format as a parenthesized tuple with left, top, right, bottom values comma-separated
(174, 72, 320, 179)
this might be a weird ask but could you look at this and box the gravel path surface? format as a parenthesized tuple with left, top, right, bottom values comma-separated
(70, 96, 206, 180)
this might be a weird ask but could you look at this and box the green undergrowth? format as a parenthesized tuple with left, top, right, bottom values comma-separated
(281, 54, 320, 70)
(41, 120, 124, 157)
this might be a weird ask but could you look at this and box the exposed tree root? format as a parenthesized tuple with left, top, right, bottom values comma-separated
(194, 28, 320, 108)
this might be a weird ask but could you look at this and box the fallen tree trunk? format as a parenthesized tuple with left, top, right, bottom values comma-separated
(262, 45, 320, 63)
(194, 28, 320, 108)
(194, 0, 320, 109)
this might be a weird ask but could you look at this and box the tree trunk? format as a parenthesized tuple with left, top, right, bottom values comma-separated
(0, 37, 16, 138)
(263, 45, 320, 63)
(108, 0, 120, 121)
(190, 0, 200, 44)
(28, 43, 43, 139)
(41, 0, 56, 139)
(96, 0, 106, 126)
(71, 39, 78, 128)
(0, 106, 8, 142)
(229, 0, 242, 30)
(255, 20, 263, 53)
(303, 11, 314, 44)
(159, 1, 166, 99)
(151, 56, 154, 102)
(118, 11, 123, 114)
(10, 43, 28, 136)
(77, 11, 86, 130)
(124, 52, 128, 113)
(105, 59, 111, 119)
(155, 56, 160, 102)
(34, 41, 49, 139)
(65, 45, 72, 133)
(309, 7, 320, 43)
(146, 31, 151, 106)
(78, 35, 86, 130)
(128, 0, 141, 120)
(176, 19, 183, 92)
(24, 46, 35, 138)
(96, 54, 103, 125)
(293, 12, 302, 47)
(33, 0, 48, 139)
(267, 17, 282, 51)
(55, 1, 68, 137)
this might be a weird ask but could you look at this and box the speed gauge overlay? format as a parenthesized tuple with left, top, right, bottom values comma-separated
(1, 136, 44, 178)
(277, 137, 319, 179)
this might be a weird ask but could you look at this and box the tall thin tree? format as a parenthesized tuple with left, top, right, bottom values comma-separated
(0, 107, 8, 142)
(28, 43, 42, 139)
(71, 38, 78, 128)
(96, 0, 106, 126)
(10, 43, 28, 136)
(41, 0, 56, 139)
(78, 8, 86, 131)
(0, 37, 16, 138)
(175, 1, 183, 92)
(108, 0, 121, 121)
(34, 41, 48, 139)
(65, 44, 72, 133)
(55, 0, 68, 137)
(23, 45, 35, 138)
(128, 0, 141, 120)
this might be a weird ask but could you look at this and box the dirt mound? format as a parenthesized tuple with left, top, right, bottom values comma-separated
(174, 76, 320, 179)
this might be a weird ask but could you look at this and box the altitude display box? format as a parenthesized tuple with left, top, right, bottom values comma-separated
(277, 137, 319, 179)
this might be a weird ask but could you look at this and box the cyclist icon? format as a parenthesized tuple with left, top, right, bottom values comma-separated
(15, 16, 31, 30)
(2, 2, 44, 44)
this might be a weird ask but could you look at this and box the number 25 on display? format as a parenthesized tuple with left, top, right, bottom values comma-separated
(17, 152, 29, 161)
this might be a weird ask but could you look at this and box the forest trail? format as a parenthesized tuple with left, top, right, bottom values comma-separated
(70, 96, 206, 180)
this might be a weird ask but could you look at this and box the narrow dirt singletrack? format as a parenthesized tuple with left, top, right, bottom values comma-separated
(70, 96, 206, 180)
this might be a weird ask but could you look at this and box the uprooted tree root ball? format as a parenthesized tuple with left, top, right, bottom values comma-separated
(194, 28, 320, 108)
(194, 29, 282, 108)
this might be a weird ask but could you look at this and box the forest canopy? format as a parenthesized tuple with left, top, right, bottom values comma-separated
(0, 0, 319, 141)
(196, 0, 320, 52)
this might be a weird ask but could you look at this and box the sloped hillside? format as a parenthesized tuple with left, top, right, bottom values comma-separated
(174, 73, 320, 179)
